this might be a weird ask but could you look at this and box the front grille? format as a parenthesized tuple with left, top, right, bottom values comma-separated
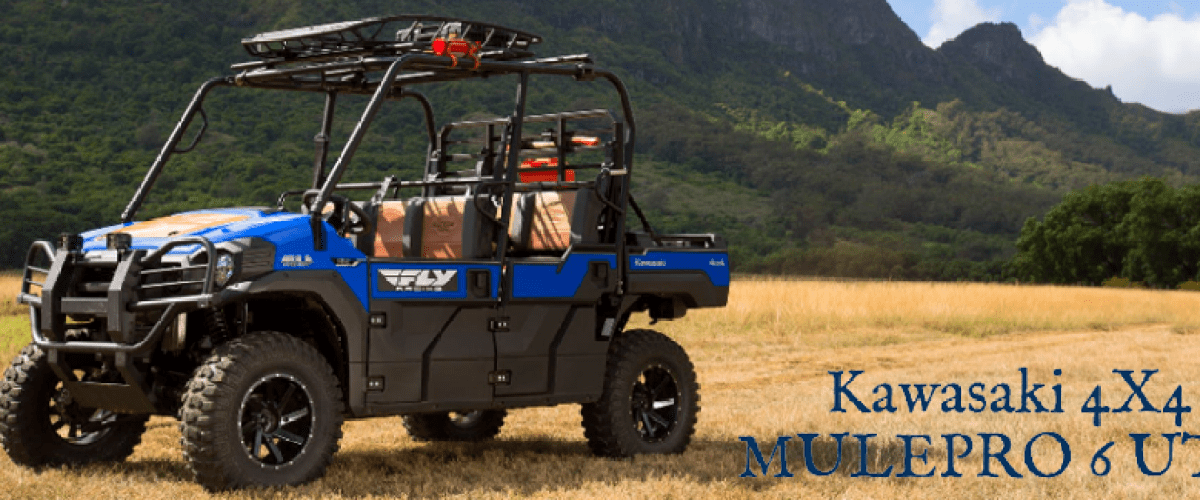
(76, 266, 117, 296)
(137, 261, 209, 301)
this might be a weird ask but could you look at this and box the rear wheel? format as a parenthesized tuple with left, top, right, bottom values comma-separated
(179, 332, 343, 491)
(0, 344, 148, 467)
(402, 409, 506, 442)
(581, 329, 699, 457)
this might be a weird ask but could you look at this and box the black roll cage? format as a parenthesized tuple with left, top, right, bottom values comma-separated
(118, 15, 640, 292)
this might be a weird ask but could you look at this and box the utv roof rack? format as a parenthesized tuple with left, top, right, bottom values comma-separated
(229, 15, 573, 93)
(240, 15, 542, 63)
(124, 14, 635, 227)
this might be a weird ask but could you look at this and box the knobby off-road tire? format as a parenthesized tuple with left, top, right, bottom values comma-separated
(580, 329, 700, 457)
(402, 410, 507, 442)
(0, 343, 149, 467)
(180, 332, 344, 491)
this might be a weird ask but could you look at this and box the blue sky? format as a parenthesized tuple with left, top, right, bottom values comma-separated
(886, 0, 1200, 113)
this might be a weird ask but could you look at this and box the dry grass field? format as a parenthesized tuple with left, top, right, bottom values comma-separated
(0, 273, 24, 319)
(3, 277, 1200, 498)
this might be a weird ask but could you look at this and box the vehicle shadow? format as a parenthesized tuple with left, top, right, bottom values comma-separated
(86, 432, 914, 498)
(301, 433, 908, 498)
(316, 437, 754, 499)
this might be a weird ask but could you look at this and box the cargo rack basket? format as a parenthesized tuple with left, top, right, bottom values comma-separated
(235, 15, 543, 73)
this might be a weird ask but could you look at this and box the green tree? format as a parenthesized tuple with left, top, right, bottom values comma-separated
(1119, 181, 1200, 286)
(1012, 180, 1138, 284)
(1013, 177, 1200, 287)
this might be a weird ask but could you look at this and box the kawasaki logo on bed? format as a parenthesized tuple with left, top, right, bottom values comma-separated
(377, 269, 459, 292)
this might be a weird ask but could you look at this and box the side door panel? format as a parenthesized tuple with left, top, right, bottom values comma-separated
(495, 253, 616, 397)
(366, 262, 499, 405)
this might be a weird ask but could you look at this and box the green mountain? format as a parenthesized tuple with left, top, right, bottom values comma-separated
(2, 0, 1199, 278)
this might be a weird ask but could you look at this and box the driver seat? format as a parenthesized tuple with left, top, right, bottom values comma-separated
(373, 200, 409, 258)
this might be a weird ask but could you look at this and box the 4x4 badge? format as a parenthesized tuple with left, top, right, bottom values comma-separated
(378, 269, 459, 292)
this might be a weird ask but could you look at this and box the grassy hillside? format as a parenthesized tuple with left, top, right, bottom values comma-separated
(2, 1, 1199, 279)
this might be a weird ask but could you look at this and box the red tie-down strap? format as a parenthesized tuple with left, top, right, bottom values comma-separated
(431, 36, 483, 69)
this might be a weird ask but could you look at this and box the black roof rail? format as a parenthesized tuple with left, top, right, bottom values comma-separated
(240, 15, 542, 63)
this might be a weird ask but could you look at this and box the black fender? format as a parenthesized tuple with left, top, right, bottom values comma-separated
(241, 270, 369, 416)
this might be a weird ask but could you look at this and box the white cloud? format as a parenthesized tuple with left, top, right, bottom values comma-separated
(1029, 13, 1045, 31)
(1031, 0, 1200, 112)
(922, 0, 1002, 48)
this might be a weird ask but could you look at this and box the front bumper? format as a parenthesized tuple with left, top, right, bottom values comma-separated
(17, 235, 245, 413)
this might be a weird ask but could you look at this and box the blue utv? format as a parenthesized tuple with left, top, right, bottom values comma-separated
(1, 15, 729, 490)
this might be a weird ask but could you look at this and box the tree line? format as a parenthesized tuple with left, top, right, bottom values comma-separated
(1011, 177, 1200, 288)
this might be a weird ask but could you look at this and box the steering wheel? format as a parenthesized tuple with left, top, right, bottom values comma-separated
(342, 200, 369, 236)
(301, 191, 369, 236)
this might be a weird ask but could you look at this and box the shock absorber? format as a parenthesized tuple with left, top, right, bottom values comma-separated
(205, 307, 232, 345)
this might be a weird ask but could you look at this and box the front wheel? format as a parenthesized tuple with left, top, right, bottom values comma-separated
(0, 344, 148, 467)
(179, 332, 344, 491)
(580, 329, 700, 457)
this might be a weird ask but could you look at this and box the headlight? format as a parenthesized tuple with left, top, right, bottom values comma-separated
(214, 253, 235, 287)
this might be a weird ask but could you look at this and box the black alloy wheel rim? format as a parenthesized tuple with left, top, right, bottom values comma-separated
(49, 382, 116, 445)
(630, 363, 680, 442)
(239, 373, 315, 466)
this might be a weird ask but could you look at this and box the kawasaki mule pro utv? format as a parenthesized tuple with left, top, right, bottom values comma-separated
(1, 16, 729, 490)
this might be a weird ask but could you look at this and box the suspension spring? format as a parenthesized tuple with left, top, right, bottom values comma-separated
(206, 307, 231, 344)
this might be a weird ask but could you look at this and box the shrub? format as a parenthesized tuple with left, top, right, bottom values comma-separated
(1179, 281, 1200, 291)
(1102, 277, 1138, 288)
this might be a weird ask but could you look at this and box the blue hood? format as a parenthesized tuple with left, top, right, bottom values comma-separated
(79, 207, 370, 309)
(79, 208, 364, 259)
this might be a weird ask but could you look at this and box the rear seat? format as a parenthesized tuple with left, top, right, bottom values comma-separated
(373, 195, 496, 259)
(509, 188, 601, 253)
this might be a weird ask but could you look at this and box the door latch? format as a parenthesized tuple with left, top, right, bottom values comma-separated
(488, 370, 512, 385)
(488, 317, 510, 332)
